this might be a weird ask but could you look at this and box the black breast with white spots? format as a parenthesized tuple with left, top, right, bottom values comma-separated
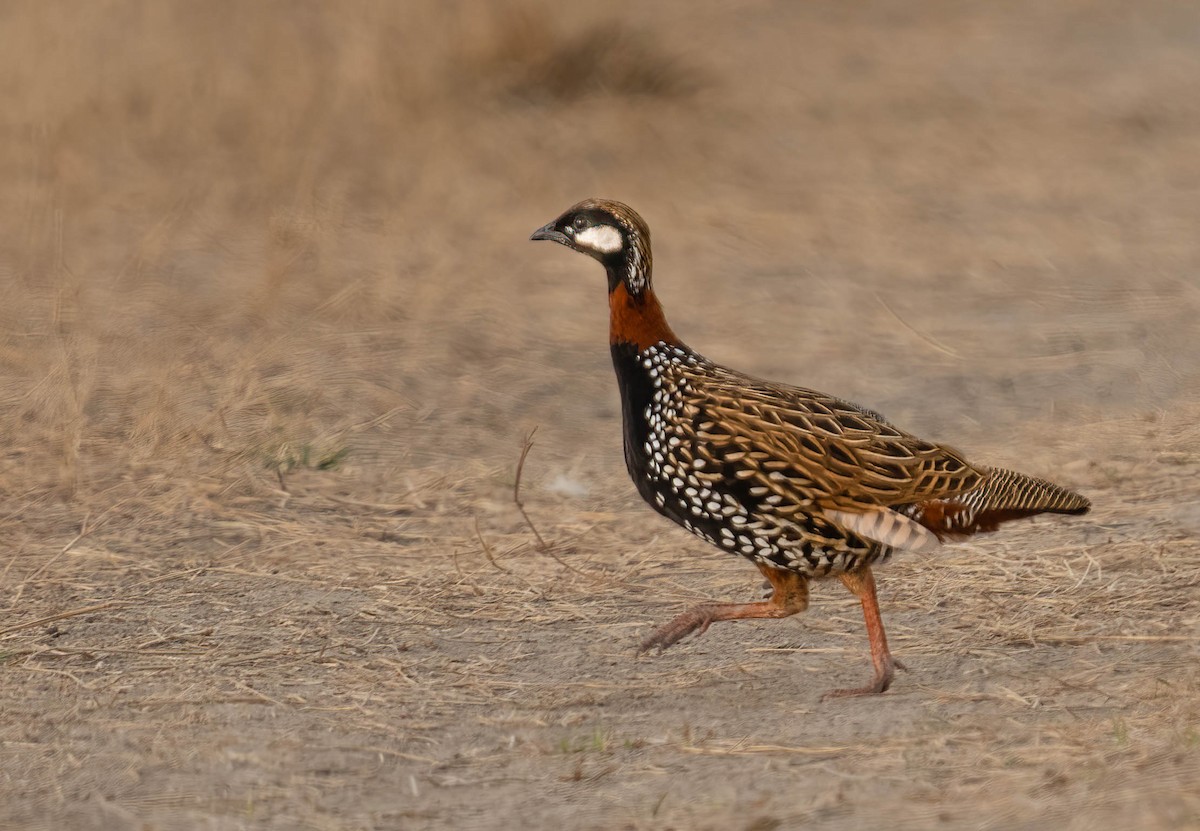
(611, 341, 883, 578)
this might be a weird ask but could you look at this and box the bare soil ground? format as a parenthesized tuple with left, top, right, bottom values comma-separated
(2, 2, 1198, 829)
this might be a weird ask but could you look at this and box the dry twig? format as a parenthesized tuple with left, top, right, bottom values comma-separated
(513, 429, 587, 576)
(0, 602, 126, 639)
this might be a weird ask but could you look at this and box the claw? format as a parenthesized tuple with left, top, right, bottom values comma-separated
(637, 567, 809, 660)
(820, 653, 902, 701)
(820, 673, 893, 701)
(639, 606, 716, 653)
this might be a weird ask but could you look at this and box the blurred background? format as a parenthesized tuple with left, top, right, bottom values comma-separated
(2, 0, 1197, 504)
(1, 2, 1198, 828)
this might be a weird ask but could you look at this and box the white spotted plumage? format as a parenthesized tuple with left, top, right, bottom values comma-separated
(635, 341, 874, 578)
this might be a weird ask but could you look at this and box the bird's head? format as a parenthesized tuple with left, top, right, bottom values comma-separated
(530, 198, 652, 295)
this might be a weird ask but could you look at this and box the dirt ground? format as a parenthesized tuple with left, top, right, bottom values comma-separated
(2, 1, 1198, 829)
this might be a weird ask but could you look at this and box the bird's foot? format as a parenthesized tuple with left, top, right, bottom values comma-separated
(820, 657, 901, 701)
(638, 605, 718, 653)
(639, 578, 809, 654)
(820, 677, 891, 701)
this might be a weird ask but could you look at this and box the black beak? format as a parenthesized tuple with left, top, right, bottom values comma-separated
(530, 223, 570, 245)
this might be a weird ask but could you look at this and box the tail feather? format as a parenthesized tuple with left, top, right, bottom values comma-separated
(898, 467, 1089, 539)
(975, 467, 1091, 516)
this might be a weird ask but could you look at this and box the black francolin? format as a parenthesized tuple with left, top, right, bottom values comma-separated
(530, 198, 1090, 698)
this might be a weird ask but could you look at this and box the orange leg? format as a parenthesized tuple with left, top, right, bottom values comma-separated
(822, 565, 905, 700)
(640, 563, 809, 652)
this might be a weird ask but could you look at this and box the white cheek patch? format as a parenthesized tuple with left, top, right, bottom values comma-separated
(574, 224, 623, 254)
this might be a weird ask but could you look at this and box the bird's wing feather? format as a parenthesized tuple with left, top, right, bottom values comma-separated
(680, 365, 986, 512)
(824, 507, 943, 553)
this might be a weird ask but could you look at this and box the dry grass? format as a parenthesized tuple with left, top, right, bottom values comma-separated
(2, 1, 1199, 829)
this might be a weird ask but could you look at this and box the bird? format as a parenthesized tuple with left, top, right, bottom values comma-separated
(530, 198, 1090, 698)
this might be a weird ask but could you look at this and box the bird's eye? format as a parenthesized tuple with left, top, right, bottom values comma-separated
(572, 216, 589, 231)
